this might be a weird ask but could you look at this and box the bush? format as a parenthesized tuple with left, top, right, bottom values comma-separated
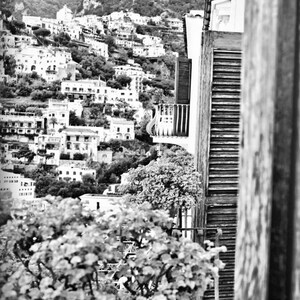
(0, 84, 15, 98)
(0, 198, 225, 300)
(30, 90, 53, 101)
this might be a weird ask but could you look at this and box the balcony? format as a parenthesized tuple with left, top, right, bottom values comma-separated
(146, 104, 190, 150)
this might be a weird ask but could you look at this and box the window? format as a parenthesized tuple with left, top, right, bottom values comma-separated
(59, 171, 62, 174)
(67, 136, 70, 141)
(66, 171, 69, 175)
(28, 123, 32, 127)
(117, 127, 120, 132)
(127, 128, 130, 132)
(20, 122, 23, 127)
(73, 171, 76, 175)
(76, 136, 79, 141)
(62, 114, 65, 117)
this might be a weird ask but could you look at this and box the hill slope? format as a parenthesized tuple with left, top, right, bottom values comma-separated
(2, 0, 204, 20)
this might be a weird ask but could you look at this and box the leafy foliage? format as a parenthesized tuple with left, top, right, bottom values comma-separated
(120, 149, 202, 215)
(0, 198, 225, 300)
(3, 55, 16, 77)
(71, 48, 115, 80)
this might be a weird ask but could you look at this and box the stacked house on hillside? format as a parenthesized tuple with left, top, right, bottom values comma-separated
(14, 46, 77, 81)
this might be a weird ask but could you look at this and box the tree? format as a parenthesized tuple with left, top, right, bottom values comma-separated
(49, 117, 58, 129)
(104, 35, 117, 53)
(106, 79, 123, 89)
(14, 146, 36, 163)
(120, 153, 202, 217)
(135, 114, 153, 144)
(139, 92, 152, 109)
(115, 74, 132, 87)
(33, 28, 51, 38)
(3, 55, 16, 77)
(0, 198, 225, 300)
(53, 32, 71, 46)
(69, 111, 86, 126)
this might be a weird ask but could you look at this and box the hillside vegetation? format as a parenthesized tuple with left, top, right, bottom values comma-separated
(3, 0, 204, 20)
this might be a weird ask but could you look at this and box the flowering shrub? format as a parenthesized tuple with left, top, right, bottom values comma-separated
(119, 160, 202, 216)
(0, 197, 225, 300)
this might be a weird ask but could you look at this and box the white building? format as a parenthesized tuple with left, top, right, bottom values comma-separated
(57, 165, 96, 182)
(36, 134, 61, 166)
(14, 46, 76, 82)
(0, 109, 44, 143)
(110, 118, 135, 140)
(0, 170, 35, 200)
(74, 15, 105, 34)
(115, 38, 136, 48)
(79, 193, 121, 212)
(166, 18, 184, 32)
(114, 61, 146, 93)
(56, 5, 73, 23)
(0, 31, 36, 55)
(146, 1, 245, 154)
(44, 99, 69, 132)
(60, 127, 101, 161)
(61, 79, 106, 100)
(127, 12, 149, 25)
(136, 34, 162, 46)
(84, 36, 108, 58)
(94, 86, 140, 109)
(97, 149, 113, 164)
(68, 99, 84, 117)
(132, 44, 165, 58)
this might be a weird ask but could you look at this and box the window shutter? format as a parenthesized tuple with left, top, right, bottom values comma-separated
(196, 31, 242, 300)
(175, 57, 191, 105)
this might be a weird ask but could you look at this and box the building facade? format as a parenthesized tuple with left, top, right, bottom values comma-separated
(0, 170, 35, 200)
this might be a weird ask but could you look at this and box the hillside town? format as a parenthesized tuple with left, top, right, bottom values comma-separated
(0, 4, 186, 206)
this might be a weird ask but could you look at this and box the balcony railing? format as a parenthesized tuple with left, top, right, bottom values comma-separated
(146, 104, 190, 137)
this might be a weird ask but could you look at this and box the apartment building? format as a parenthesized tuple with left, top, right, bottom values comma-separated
(0, 109, 44, 142)
(166, 18, 184, 32)
(61, 79, 106, 101)
(0, 32, 37, 56)
(60, 127, 100, 161)
(74, 15, 105, 34)
(0, 170, 35, 200)
(136, 34, 163, 46)
(84, 36, 109, 58)
(14, 46, 76, 82)
(36, 134, 61, 166)
(126, 12, 149, 25)
(94, 86, 140, 109)
(57, 165, 96, 182)
(110, 118, 135, 140)
(114, 62, 146, 93)
(97, 149, 113, 164)
(44, 99, 69, 132)
(132, 44, 165, 57)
